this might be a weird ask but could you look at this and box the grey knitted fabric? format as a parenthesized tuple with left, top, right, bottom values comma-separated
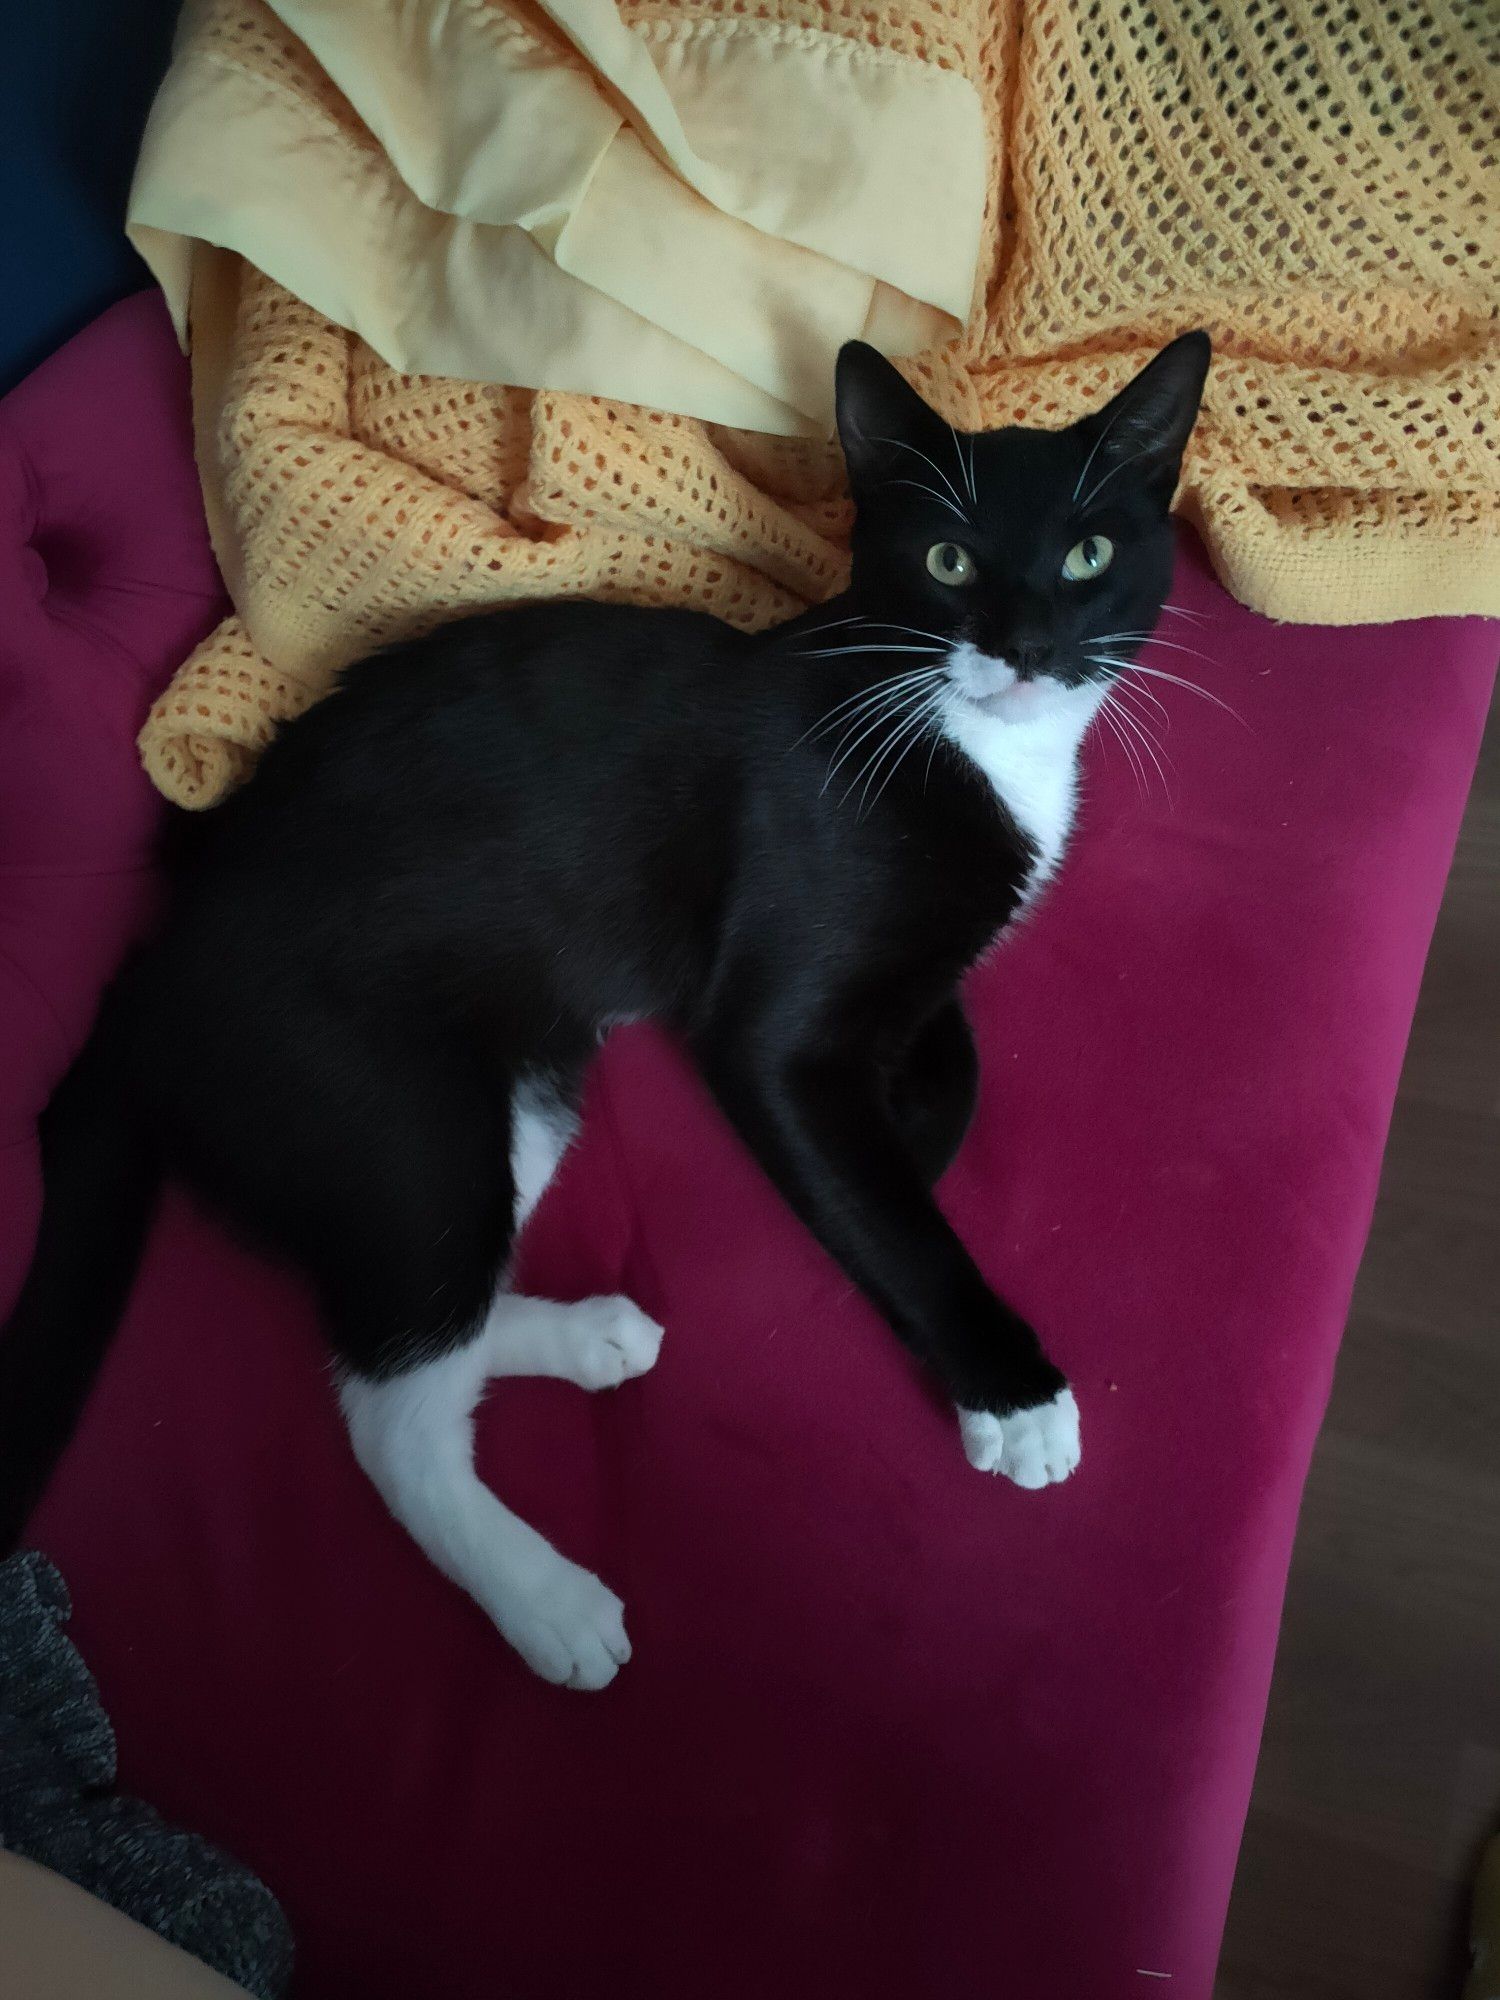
(0, 1552, 293, 1999)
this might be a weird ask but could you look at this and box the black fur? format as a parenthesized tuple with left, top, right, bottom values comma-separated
(0, 334, 1209, 1545)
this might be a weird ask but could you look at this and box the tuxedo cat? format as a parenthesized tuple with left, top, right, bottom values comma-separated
(0, 333, 1210, 1688)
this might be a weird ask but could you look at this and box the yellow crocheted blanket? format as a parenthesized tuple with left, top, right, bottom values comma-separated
(136, 0, 1499, 810)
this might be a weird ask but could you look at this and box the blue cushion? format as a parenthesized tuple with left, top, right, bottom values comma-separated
(0, 1, 178, 392)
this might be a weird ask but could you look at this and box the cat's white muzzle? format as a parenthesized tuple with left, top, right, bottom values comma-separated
(945, 643, 1062, 723)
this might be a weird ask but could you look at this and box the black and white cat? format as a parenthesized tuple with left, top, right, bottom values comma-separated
(0, 333, 1210, 1688)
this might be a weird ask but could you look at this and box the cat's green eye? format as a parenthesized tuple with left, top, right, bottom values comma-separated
(1061, 534, 1114, 582)
(926, 542, 977, 587)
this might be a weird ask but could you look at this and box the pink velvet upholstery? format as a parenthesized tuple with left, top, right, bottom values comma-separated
(3, 297, 1495, 1999)
(0, 297, 225, 1311)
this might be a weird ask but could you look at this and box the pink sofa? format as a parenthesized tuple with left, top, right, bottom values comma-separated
(3, 297, 1495, 1999)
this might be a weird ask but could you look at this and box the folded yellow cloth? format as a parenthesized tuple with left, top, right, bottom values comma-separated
(135, 0, 1500, 810)
(129, 0, 986, 435)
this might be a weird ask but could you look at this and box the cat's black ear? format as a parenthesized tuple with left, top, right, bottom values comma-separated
(835, 341, 944, 492)
(1077, 331, 1211, 504)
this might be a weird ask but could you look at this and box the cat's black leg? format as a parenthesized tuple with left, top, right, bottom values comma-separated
(181, 1021, 642, 1685)
(884, 999, 979, 1186)
(694, 1014, 1078, 1486)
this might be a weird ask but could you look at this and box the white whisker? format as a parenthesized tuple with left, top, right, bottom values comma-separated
(821, 697, 923, 791)
(1116, 663, 1240, 722)
(856, 620, 956, 647)
(1124, 727, 1172, 806)
(947, 421, 978, 509)
(1096, 688, 1168, 804)
(803, 613, 872, 634)
(801, 643, 945, 658)
(885, 478, 970, 524)
(1080, 442, 1157, 512)
(820, 668, 945, 726)
(1072, 396, 1132, 503)
(820, 673, 947, 791)
(1092, 631, 1220, 666)
(855, 690, 947, 819)
(923, 696, 953, 791)
(803, 618, 956, 649)
(789, 665, 942, 750)
(832, 691, 933, 806)
(1124, 663, 1246, 726)
(1106, 687, 1174, 800)
(806, 668, 946, 741)
(1095, 696, 1148, 801)
(1137, 638, 1222, 669)
(872, 436, 969, 519)
(1090, 657, 1246, 727)
(1110, 672, 1171, 730)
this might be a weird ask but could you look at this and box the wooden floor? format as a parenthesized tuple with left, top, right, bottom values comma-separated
(1216, 690, 1500, 1999)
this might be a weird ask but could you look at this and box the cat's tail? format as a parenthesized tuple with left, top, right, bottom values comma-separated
(0, 989, 161, 1551)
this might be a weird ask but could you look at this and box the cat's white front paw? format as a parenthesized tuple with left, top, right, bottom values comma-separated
(499, 1561, 632, 1690)
(558, 1296, 664, 1390)
(958, 1388, 1081, 1488)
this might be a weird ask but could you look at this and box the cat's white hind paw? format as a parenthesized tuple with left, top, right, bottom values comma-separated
(555, 1296, 664, 1391)
(959, 1388, 1081, 1488)
(499, 1561, 631, 1690)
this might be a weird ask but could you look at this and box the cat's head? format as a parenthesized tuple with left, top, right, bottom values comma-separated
(834, 334, 1210, 724)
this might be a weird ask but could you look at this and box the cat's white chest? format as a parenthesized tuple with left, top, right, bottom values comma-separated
(939, 688, 1101, 894)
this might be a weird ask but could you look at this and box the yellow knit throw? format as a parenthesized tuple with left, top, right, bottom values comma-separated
(140, 0, 1500, 810)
